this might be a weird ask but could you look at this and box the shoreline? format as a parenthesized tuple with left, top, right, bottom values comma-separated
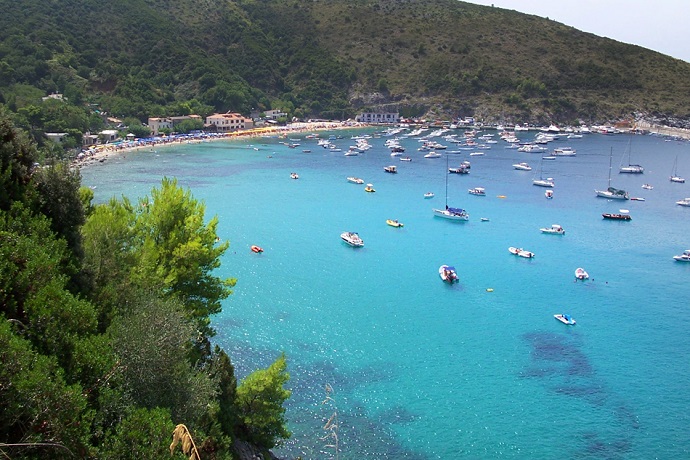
(73, 121, 367, 169)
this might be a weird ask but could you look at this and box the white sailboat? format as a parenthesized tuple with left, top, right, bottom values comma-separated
(433, 154, 469, 220)
(532, 157, 555, 187)
(619, 136, 644, 174)
(670, 155, 685, 183)
(596, 147, 629, 200)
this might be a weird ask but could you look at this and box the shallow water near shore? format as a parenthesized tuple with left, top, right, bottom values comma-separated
(82, 129, 690, 459)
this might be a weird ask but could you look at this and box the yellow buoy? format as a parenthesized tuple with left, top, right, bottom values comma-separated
(497, 195, 507, 199)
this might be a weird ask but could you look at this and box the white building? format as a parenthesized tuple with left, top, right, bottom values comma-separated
(355, 112, 400, 124)
(147, 115, 203, 135)
(205, 112, 254, 132)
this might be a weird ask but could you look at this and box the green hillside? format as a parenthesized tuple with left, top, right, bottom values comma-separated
(1, 0, 689, 128)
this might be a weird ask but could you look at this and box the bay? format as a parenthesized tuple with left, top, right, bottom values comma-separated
(81, 129, 690, 459)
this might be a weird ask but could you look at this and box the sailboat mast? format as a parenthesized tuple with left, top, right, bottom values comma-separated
(445, 154, 449, 207)
(608, 147, 613, 188)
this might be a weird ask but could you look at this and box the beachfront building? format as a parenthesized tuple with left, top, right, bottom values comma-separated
(355, 112, 400, 124)
(206, 112, 254, 132)
(147, 115, 203, 135)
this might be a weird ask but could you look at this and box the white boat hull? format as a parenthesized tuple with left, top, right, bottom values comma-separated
(433, 209, 469, 220)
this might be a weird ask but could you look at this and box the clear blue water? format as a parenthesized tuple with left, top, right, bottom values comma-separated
(81, 130, 690, 459)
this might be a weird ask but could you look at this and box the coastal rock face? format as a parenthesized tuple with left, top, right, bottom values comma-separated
(233, 440, 282, 460)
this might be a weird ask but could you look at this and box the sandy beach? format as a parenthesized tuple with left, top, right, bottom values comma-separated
(73, 120, 366, 168)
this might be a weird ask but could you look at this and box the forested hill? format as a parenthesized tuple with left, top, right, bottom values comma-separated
(1, 0, 690, 125)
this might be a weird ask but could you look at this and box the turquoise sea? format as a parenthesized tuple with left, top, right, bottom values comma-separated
(81, 129, 690, 459)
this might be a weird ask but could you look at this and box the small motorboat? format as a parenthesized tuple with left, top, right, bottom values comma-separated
(602, 209, 631, 220)
(554, 314, 576, 325)
(512, 162, 532, 171)
(468, 187, 486, 196)
(673, 249, 690, 262)
(386, 219, 404, 228)
(480, 217, 490, 222)
(439, 265, 459, 283)
(540, 224, 565, 235)
(642, 184, 653, 190)
(340, 231, 364, 247)
(250, 245, 264, 253)
(575, 268, 589, 280)
(542, 156, 556, 160)
(347, 177, 364, 184)
(400, 156, 412, 162)
(676, 198, 690, 207)
(364, 183, 376, 193)
(384, 165, 398, 173)
(424, 192, 435, 199)
(630, 197, 645, 201)
(545, 189, 554, 199)
(509, 247, 535, 258)
(290, 172, 299, 179)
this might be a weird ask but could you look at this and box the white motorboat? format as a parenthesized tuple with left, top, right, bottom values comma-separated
(384, 165, 397, 174)
(424, 192, 435, 199)
(553, 147, 576, 156)
(540, 224, 565, 235)
(641, 184, 653, 190)
(400, 156, 412, 162)
(439, 265, 459, 283)
(344, 149, 359, 156)
(469, 151, 485, 156)
(575, 268, 589, 280)
(554, 314, 576, 325)
(509, 247, 535, 258)
(542, 156, 556, 160)
(596, 148, 629, 200)
(340, 231, 364, 247)
(673, 250, 690, 262)
(290, 172, 299, 179)
(347, 177, 364, 184)
(545, 189, 554, 199)
(424, 151, 442, 158)
(676, 198, 690, 207)
(513, 162, 532, 171)
(468, 187, 486, 196)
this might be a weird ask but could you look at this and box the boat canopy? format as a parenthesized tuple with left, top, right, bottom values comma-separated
(448, 207, 466, 214)
(445, 266, 456, 271)
(563, 314, 571, 321)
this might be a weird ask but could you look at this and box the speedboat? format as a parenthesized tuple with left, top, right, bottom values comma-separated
(540, 224, 565, 235)
(347, 177, 364, 184)
(386, 219, 404, 228)
(400, 156, 412, 162)
(553, 147, 576, 156)
(439, 265, 459, 283)
(513, 162, 532, 171)
(449, 165, 470, 174)
(341, 231, 364, 247)
(673, 250, 690, 262)
(509, 247, 535, 258)
(433, 207, 469, 221)
(602, 209, 631, 220)
(364, 183, 376, 193)
(642, 184, 653, 190)
(676, 198, 690, 207)
(468, 187, 486, 196)
(384, 165, 397, 173)
(554, 314, 576, 325)
(424, 151, 442, 158)
(424, 192, 435, 199)
(575, 268, 589, 280)
(545, 189, 554, 199)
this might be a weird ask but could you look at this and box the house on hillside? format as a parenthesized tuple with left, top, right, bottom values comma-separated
(355, 112, 400, 124)
(205, 112, 254, 132)
(147, 115, 203, 135)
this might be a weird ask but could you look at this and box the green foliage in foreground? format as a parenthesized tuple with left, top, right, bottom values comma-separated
(0, 115, 292, 458)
